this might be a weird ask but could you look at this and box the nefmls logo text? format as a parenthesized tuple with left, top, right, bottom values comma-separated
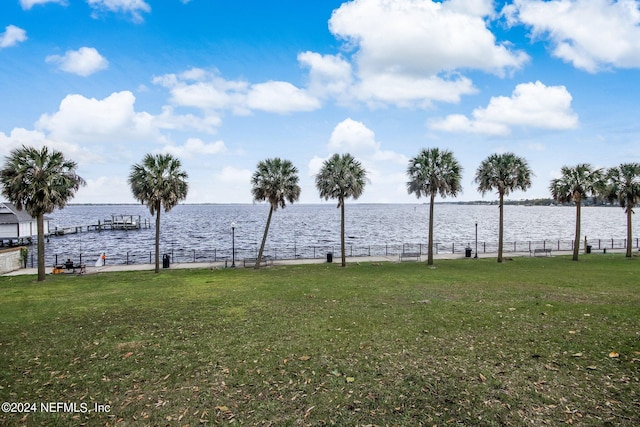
(40, 402, 89, 413)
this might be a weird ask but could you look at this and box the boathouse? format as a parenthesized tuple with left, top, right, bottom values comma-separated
(0, 202, 51, 245)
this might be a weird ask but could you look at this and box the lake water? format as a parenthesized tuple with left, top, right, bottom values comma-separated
(36, 203, 639, 266)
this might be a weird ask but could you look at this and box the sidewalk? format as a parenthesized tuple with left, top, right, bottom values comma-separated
(3, 248, 616, 277)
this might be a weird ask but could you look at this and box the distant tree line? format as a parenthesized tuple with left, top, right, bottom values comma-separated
(1, 145, 639, 280)
(451, 198, 614, 206)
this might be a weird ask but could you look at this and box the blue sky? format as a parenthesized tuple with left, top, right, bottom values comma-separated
(1, 0, 639, 204)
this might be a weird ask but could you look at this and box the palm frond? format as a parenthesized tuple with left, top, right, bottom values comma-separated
(251, 158, 301, 210)
(315, 153, 368, 207)
(0, 145, 86, 217)
(474, 152, 533, 197)
(128, 153, 189, 215)
(407, 147, 463, 199)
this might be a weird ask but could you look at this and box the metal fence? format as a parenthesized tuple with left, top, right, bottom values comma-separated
(23, 237, 640, 268)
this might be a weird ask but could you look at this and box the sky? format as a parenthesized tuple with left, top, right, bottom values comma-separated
(1, 0, 639, 204)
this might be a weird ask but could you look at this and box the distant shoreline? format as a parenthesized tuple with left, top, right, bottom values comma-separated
(62, 199, 618, 207)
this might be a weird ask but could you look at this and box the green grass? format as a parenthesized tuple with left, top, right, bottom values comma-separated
(1, 255, 639, 426)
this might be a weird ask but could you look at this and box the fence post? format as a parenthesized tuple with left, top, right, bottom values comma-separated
(193, 249, 196, 263)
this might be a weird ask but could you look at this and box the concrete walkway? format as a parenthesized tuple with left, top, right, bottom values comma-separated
(4, 248, 625, 277)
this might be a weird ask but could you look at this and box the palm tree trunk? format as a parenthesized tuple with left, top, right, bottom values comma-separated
(340, 200, 346, 267)
(256, 205, 274, 269)
(498, 193, 504, 263)
(427, 192, 435, 266)
(155, 201, 161, 273)
(573, 201, 581, 261)
(37, 213, 45, 282)
(626, 206, 633, 258)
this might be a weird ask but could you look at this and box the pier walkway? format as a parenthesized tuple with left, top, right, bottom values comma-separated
(50, 215, 150, 236)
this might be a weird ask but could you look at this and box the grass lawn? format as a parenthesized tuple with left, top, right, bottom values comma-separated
(1, 255, 639, 426)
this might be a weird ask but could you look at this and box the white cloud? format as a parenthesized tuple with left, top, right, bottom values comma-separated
(298, 51, 353, 100)
(505, 0, 640, 72)
(46, 47, 108, 76)
(1, 90, 232, 187)
(354, 73, 477, 108)
(328, 118, 379, 154)
(35, 91, 159, 144)
(0, 25, 27, 48)
(74, 176, 132, 204)
(216, 165, 252, 183)
(322, 0, 528, 107)
(154, 106, 221, 134)
(247, 81, 321, 114)
(527, 143, 546, 151)
(87, 0, 151, 23)
(162, 138, 227, 159)
(0, 129, 54, 156)
(327, 118, 407, 163)
(307, 156, 327, 177)
(154, 68, 320, 115)
(20, 0, 66, 9)
(160, 78, 248, 111)
(317, 119, 409, 202)
(429, 81, 579, 135)
(154, 68, 248, 112)
(0, 128, 102, 164)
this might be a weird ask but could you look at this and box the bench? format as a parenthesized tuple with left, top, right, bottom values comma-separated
(73, 263, 86, 274)
(399, 252, 421, 262)
(52, 263, 86, 274)
(243, 256, 273, 267)
(531, 248, 552, 257)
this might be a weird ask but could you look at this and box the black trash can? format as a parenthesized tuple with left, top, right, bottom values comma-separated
(326, 252, 333, 263)
(586, 245, 592, 254)
(465, 247, 472, 258)
(163, 254, 170, 268)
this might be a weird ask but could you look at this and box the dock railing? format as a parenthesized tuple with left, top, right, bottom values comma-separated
(25, 237, 640, 269)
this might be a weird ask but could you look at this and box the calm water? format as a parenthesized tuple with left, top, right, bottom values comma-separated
(39, 203, 638, 266)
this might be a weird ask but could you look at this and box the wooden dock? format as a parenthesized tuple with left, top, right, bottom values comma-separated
(51, 215, 150, 236)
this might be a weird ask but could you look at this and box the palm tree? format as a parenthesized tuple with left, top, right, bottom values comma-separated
(129, 153, 188, 273)
(407, 148, 463, 265)
(251, 158, 301, 269)
(549, 164, 604, 261)
(605, 163, 640, 258)
(0, 145, 85, 281)
(474, 153, 532, 263)
(315, 153, 367, 267)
